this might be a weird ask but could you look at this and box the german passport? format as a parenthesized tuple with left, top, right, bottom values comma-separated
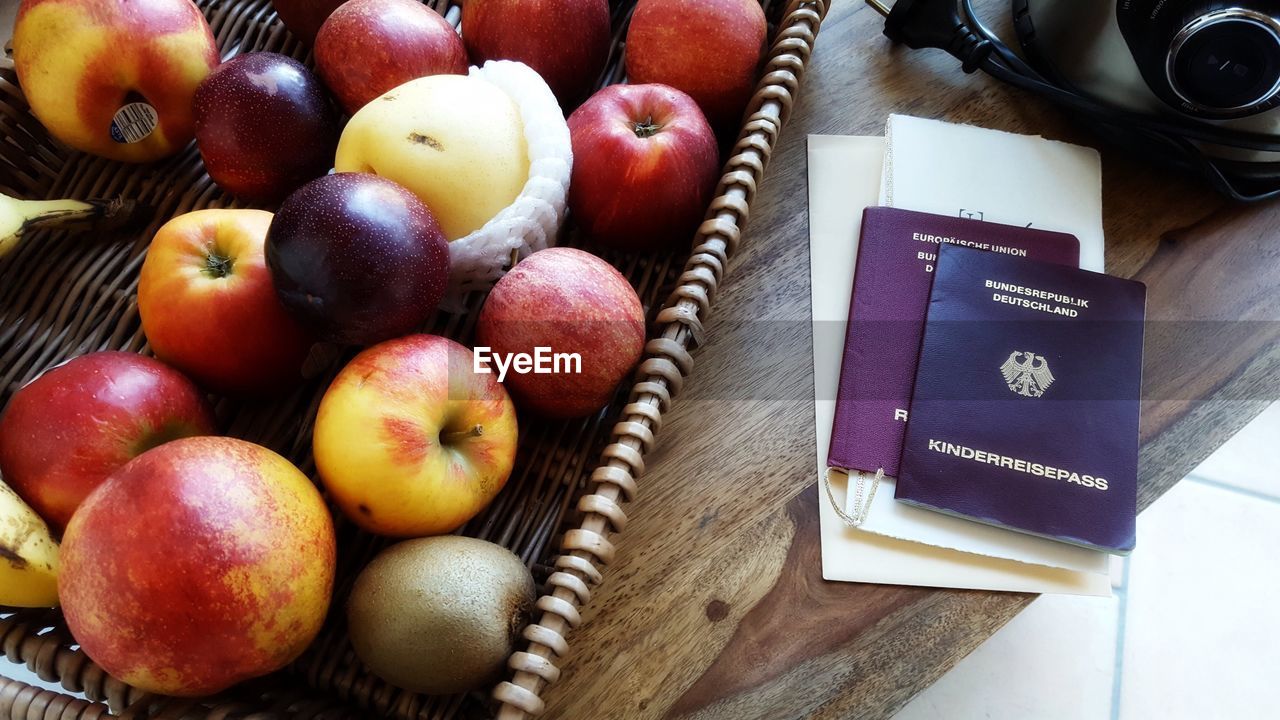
(895, 243, 1146, 553)
(827, 208, 1080, 477)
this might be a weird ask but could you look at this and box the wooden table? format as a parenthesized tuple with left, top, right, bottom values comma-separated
(539, 1, 1280, 718)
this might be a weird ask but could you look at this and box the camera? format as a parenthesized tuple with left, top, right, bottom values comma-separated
(1127, 4, 1280, 119)
(870, 0, 1280, 200)
(1018, 1, 1280, 122)
(1016, 1, 1280, 152)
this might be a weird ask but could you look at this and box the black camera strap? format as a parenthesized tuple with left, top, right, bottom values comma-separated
(873, 0, 1280, 201)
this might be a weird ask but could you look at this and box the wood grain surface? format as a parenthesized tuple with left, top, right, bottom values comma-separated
(536, 1, 1280, 718)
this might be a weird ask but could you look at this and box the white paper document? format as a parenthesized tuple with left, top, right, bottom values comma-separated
(880, 114, 1107, 273)
(808, 130, 1111, 596)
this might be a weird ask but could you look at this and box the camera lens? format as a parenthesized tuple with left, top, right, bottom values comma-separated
(1167, 9, 1280, 115)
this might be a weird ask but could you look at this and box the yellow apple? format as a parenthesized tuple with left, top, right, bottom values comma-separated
(334, 74, 530, 241)
(13, 0, 220, 163)
(313, 335, 518, 537)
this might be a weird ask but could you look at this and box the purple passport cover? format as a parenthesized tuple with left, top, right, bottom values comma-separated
(895, 243, 1146, 553)
(827, 208, 1080, 476)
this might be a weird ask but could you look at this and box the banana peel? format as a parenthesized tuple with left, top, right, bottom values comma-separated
(0, 192, 140, 259)
(0, 478, 59, 608)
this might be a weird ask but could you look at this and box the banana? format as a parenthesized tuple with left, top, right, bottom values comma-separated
(0, 478, 59, 608)
(0, 192, 139, 259)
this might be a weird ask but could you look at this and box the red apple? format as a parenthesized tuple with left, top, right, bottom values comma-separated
(315, 0, 467, 115)
(625, 0, 767, 133)
(138, 209, 315, 395)
(59, 436, 335, 696)
(476, 247, 645, 418)
(462, 0, 610, 108)
(568, 84, 719, 251)
(194, 52, 339, 203)
(12, 0, 220, 163)
(271, 0, 346, 45)
(267, 173, 451, 346)
(0, 352, 215, 532)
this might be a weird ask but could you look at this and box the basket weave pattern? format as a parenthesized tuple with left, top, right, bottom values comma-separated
(0, 1, 827, 718)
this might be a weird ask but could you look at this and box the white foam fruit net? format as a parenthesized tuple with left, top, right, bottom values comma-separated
(443, 60, 573, 308)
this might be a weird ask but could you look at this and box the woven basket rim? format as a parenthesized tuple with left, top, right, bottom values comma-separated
(493, 1, 830, 716)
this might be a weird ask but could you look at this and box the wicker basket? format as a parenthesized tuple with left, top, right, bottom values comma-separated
(0, 1, 827, 718)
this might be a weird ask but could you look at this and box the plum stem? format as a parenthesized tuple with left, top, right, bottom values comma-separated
(441, 424, 484, 444)
(633, 116, 663, 138)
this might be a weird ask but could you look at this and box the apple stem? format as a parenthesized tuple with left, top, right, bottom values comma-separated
(442, 424, 484, 444)
(633, 116, 663, 138)
(204, 252, 234, 279)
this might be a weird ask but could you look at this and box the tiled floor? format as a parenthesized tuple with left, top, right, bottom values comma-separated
(895, 402, 1280, 720)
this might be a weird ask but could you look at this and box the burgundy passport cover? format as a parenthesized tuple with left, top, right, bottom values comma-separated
(827, 208, 1080, 476)
(895, 243, 1146, 553)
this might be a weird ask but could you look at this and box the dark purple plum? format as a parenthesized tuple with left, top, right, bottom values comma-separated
(266, 173, 450, 345)
(194, 52, 338, 203)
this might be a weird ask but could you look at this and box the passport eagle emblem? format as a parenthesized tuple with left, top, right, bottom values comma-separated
(1000, 351, 1055, 398)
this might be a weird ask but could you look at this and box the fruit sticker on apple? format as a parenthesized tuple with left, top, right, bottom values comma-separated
(13, 0, 220, 163)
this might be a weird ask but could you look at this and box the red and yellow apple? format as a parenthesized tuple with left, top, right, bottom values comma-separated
(313, 335, 518, 537)
(59, 436, 335, 696)
(625, 0, 767, 133)
(138, 209, 314, 394)
(568, 84, 719, 251)
(461, 0, 611, 108)
(12, 0, 220, 163)
(476, 247, 646, 418)
(315, 0, 467, 115)
(0, 352, 215, 533)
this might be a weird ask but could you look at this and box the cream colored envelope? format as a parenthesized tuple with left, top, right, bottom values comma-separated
(808, 133, 1110, 596)
(845, 471, 1108, 574)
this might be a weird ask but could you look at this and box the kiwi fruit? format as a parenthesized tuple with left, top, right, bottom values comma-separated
(346, 535, 536, 695)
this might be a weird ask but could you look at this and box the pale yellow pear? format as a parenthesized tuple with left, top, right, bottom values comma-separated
(0, 478, 59, 607)
(335, 74, 530, 241)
